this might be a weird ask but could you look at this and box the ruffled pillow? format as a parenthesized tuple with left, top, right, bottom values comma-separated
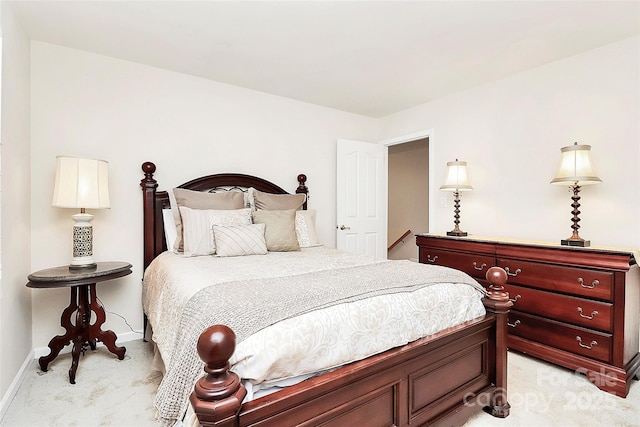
(295, 210, 321, 247)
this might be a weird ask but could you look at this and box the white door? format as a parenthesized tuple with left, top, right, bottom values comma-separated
(336, 139, 388, 259)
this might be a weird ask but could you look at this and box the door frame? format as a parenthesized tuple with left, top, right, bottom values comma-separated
(380, 128, 434, 234)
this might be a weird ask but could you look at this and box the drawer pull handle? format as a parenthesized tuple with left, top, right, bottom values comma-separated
(578, 278, 599, 289)
(577, 307, 598, 320)
(426, 255, 438, 263)
(576, 336, 598, 350)
(507, 320, 521, 328)
(509, 295, 521, 303)
(473, 262, 487, 271)
(504, 267, 521, 277)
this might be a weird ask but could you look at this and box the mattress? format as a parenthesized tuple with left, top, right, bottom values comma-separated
(142, 246, 486, 425)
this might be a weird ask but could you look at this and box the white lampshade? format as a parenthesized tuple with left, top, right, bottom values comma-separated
(52, 156, 110, 209)
(52, 156, 110, 269)
(550, 143, 601, 186)
(440, 160, 473, 191)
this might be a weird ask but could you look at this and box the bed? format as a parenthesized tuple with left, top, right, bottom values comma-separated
(140, 161, 512, 427)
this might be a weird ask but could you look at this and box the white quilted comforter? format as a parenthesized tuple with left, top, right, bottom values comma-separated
(142, 246, 486, 425)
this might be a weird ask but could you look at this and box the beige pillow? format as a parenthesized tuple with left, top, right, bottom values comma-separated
(179, 207, 252, 257)
(251, 188, 306, 211)
(171, 188, 245, 252)
(213, 224, 268, 257)
(252, 209, 300, 252)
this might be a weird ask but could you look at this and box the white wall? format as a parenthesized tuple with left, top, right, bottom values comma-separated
(380, 36, 640, 250)
(30, 42, 379, 350)
(0, 2, 32, 408)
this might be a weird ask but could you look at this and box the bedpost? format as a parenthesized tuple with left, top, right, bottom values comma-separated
(140, 162, 159, 341)
(190, 325, 247, 427)
(483, 266, 512, 418)
(141, 162, 159, 270)
(296, 174, 308, 210)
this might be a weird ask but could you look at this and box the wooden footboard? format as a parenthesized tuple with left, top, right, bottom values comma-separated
(190, 267, 512, 427)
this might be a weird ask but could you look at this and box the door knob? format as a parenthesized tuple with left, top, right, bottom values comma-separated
(338, 225, 351, 230)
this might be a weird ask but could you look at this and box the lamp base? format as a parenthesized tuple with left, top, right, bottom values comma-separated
(561, 239, 590, 247)
(447, 230, 468, 237)
(69, 261, 97, 270)
(71, 212, 96, 269)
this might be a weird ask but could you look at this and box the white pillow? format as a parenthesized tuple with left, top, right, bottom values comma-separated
(162, 209, 178, 252)
(213, 224, 268, 257)
(170, 188, 245, 252)
(179, 207, 252, 257)
(295, 209, 321, 248)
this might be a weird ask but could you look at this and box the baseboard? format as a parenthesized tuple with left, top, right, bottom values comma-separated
(33, 329, 144, 358)
(0, 349, 35, 422)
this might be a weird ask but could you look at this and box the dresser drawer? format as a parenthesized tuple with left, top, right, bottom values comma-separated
(497, 258, 614, 301)
(508, 311, 612, 363)
(504, 284, 613, 332)
(419, 248, 494, 281)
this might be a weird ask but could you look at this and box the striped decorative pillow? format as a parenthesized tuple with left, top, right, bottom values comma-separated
(179, 207, 252, 257)
(213, 223, 268, 257)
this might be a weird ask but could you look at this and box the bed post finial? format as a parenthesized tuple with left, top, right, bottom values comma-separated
(486, 266, 509, 302)
(141, 162, 159, 272)
(142, 161, 156, 178)
(296, 174, 308, 209)
(482, 266, 512, 418)
(190, 325, 247, 427)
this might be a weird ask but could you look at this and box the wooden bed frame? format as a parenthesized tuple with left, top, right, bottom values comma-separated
(140, 161, 512, 427)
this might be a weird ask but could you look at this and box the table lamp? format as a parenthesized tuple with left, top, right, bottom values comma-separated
(52, 156, 110, 269)
(440, 159, 473, 236)
(550, 142, 601, 247)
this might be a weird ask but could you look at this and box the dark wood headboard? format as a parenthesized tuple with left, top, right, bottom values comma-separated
(140, 161, 308, 270)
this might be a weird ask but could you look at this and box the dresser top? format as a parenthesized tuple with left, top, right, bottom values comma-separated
(417, 233, 639, 264)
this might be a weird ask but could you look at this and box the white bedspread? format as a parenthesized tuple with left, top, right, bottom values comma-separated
(142, 246, 486, 425)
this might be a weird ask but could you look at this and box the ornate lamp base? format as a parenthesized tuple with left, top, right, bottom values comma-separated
(560, 185, 590, 248)
(447, 191, 468, 237)
(70, 212, 97, 270)
(561, 238, 590, 247)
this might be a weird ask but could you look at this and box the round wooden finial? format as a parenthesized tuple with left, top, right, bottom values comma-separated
(486, 266, 507, 288)
(193, 325, 243, 403)
(485, 266, 510, 302)
(297, 174, 307, 184)
(142, 162, 156, 175)
(197, 325, 236, 367)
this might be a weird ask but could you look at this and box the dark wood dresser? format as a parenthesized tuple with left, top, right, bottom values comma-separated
(416, 233, 640, 397)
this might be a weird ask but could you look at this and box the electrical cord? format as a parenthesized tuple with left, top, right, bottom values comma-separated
(96, 296, 143, 335)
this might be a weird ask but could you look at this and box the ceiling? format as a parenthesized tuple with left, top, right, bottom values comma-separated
(8, 1, 640, 118)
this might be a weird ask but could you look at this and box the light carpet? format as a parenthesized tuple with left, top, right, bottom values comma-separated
(0, 340, 161, 427)
(1, 339, 638, 426)
(464, 352, 640, 427)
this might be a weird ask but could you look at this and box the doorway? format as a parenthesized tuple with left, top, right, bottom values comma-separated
(387, 137, 429, 261)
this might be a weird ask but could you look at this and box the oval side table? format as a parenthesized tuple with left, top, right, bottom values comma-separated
(26, 261, 132, 384)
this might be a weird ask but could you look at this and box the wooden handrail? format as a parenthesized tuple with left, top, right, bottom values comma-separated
(388, 229, 411, 252)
